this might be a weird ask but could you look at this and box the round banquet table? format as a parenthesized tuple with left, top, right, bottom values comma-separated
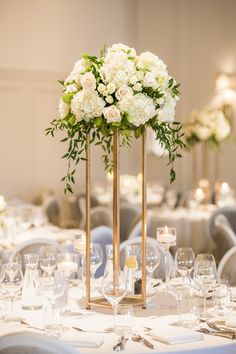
(0, 290, 236, 354)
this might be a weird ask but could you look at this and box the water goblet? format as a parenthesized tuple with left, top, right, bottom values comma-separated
(193, 253, 217, 320)
(175, 247, 195, 282)
(145, 245, 160, 293)
(39, 246, 57, 276)
(102, 270, 127, 331)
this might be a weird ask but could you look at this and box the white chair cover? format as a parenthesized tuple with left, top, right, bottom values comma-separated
(80, 206, 112, 230)
(218, 246, 236, 285)
(91, 226, 113, 278)
(213, 214, 236, 264)
(207, 206, 236, 240)
(120, 204, 142, 242)
(0, 331, 79, 354)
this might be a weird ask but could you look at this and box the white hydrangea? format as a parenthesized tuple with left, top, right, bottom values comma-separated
(157, 93, 177, 123)
(118, 93, 156, 126)
(59, 98, 70, 119)
(68, 58, 88, 86)
(142, 72, 159, 89)
(103, 105, 121, 123)
(100, 44, 137, 88)
(71, 90, 105, 121)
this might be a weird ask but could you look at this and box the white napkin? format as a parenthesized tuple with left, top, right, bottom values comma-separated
(61, 333, 104, 348)
(150, 327, 203, 344)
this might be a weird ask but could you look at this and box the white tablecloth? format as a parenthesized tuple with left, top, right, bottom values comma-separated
(0, 291, 236, 354)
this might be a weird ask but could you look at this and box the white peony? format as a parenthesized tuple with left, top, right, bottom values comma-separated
(80, 72, 96, 91)
(115, 85, 133, 101)
(118, 93, 156, 127)
(103, 105, 121, 123)
(59, 98, 70, 119)
(71, 90, 105, 121)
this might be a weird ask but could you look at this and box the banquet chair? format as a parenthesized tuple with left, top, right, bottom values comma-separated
(43, 194, 60, 226)
(218, 246, 236, 286)
(120, 236, 174, 280)
(128, 212, 152, 239)
(77, 193, 100, 229)
(212, 214, 236, 264)
(207, 206, 236, 240)
(80, 206, 112, 230)
(13, 238, 64, 272)
(0, 331, 79, 354)
(120, 204, 142, 242)
(91, 226, 113, 278)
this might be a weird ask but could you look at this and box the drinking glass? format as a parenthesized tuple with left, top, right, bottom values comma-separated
(57, 252, 79, 314)
(175, 247, 195, 281)
(102, 270, 127, 331)
(41, 271, 66, 338)
(114, 304, 134, 336)
(145, 245, 160, 292)
(90, 243, 103, 279)
(167, 270, 190, 325)
(156, 226, 176, 285)
(1, 262, 23, 322)
(193, 253, 217, 320)
(213, 278, 232, 316)
(124, 245, 139, 295)
(39, 246, 57, 276)
(74, 234, 86, 290)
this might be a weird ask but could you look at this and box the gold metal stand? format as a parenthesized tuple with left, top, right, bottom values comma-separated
(192, 146, 197, 189)
(85, 128, 147, 309)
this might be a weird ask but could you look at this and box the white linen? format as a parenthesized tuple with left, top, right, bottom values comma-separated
(150, 326, 203, 344)
(61, 333, 104, 348)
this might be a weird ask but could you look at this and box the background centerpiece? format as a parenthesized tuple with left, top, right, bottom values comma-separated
(46, 43, 184, 309)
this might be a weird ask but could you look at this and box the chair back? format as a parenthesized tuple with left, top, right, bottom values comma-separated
(91, 226, 113, 278)
(207, 206, 236, 240)
(218, 246, 236, 285)
(120, 204, 142, 242)
(213, 214, 236, 264)
(0, 331, 79, 354)
(81, 206, 112, 230)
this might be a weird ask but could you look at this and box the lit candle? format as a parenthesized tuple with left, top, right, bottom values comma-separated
(58, 261, 78, 273)
(157, 225, 176, 244)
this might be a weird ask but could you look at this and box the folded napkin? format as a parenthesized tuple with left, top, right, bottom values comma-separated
(150, 327, 203, 345)
(61, 333, 104, 348)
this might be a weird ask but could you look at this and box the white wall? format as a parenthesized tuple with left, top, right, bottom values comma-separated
(0, 0, 236, 201)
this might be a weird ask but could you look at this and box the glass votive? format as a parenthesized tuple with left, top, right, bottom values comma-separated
(180, 297, 200, 329)
(114, 304, 134, 336)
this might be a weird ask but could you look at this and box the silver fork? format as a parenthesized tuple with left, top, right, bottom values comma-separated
(132, 333, 154, 349)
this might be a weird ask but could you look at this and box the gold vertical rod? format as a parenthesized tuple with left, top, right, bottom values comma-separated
(85, 132, 91, 309)
(113, 130, 120, 285)
(141, 127, 147, 309)
(192, 146, 197, 189)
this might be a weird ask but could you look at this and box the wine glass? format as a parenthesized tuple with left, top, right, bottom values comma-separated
(167, 269, 191, 325)
(175, 247, 195, 282)
(102, 270, 127, 331)
(1, 262, 23, 322)
(41, 271, 66, 338)
(193, 253, 217, 320)
(145, 245, 160, 292)
(39, 246, 57, 276)
(90, 243, 103, 280)
(57, 252, 79, 314)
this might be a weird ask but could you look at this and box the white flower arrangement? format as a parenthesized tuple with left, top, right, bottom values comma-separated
(185, 108, 231, 147)
(46, 43, 184, 193)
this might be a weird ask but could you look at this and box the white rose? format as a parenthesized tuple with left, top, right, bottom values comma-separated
(103, 105, 121, 123)
(133, 83, 142, 92)
(107, 83, 116, 94)
(98, 83, 106, 93)
(103, 90, 108, 97)
(195, 125, 212, 140)
(80, 72, 96, 91)
(129, 75, 138, 85)
(106, 95, 114, 104)
(59, 98, 70, 119)
(115, 86, 133, 100)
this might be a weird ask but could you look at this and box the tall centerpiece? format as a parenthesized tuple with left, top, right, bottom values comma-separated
(46, 43, 184, 309)
(185, 107, 231, 202)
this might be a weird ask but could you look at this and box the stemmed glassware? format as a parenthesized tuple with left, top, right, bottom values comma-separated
(41, 271, 66, 338)
(57, 252, 79, 314)
(193, 253, 217, 320)
(1, 260, 23, 322)
(175, 247, 195, 282)
(39, 246, 57, 276)
(145, 245, 160, 293)
(102, 270, 127, 332)
(90, 243, 103, 280)
(167, 269, 191, 325)
(156, 226, 176, 285)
